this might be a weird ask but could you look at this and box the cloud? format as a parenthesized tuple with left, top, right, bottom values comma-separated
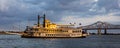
(0, 0, 119, 31)
(97, 0, 120, 12)
(58, 13, 120, 26)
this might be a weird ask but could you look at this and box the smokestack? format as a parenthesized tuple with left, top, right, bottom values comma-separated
(37, 15, 40, 27)
(43, 14, 46, 27)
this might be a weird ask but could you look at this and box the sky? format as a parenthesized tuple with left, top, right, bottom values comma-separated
(0, 0, 120, 31)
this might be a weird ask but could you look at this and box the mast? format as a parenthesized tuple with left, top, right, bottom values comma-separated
(37, 15, 40, 27)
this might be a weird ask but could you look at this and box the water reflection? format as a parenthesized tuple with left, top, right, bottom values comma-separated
(0, 35, 120, 48)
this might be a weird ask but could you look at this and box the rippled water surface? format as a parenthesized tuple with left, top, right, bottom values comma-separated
(0, 35, 120, 48)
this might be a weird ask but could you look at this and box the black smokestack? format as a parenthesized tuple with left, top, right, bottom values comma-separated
(37, 15, 40, 27)
(43, 14, 46, 27)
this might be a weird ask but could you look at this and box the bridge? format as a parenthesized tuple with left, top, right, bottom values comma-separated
(78, 21, 120, 35)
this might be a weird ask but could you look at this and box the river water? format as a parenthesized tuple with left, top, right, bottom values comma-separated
(0, 35, 120, 48)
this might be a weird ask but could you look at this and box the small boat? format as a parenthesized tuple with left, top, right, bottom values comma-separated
(21, 14, 88, 38)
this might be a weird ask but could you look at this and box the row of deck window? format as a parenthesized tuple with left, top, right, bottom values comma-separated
(73, 30, 82, 33)
(46, 34, 70, 36)
(29, 28, 82, 33)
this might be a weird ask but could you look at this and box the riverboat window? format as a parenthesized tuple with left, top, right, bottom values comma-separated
(30, 28, 32, 30)
(63, 30, 67, 32)
(34, 29, 39, 31)
(80, 30, 81, 32)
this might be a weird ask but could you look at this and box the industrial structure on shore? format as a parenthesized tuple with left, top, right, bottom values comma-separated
(21, 14, 89, 38)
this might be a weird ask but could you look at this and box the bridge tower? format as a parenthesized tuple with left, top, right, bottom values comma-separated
(97, 28, 101, 35)
(104, 28, 107, 34)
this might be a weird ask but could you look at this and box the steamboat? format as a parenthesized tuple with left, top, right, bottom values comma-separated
(21, 14, 88, 38)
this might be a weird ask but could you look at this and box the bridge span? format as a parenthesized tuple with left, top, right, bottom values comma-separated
(78, 21, 120, 35)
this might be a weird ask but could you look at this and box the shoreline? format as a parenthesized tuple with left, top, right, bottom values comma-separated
(90, 33, 120, 35)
